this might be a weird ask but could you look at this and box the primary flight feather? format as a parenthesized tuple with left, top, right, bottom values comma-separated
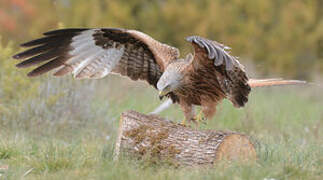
(13, 28, 306, 124)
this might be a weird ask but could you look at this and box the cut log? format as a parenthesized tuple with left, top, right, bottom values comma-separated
(114, 110, 256, 166)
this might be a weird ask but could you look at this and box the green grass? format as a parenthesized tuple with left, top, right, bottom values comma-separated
(0, 76, 322, 180)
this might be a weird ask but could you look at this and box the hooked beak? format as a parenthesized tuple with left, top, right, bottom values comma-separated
(159, 89, 170, 100)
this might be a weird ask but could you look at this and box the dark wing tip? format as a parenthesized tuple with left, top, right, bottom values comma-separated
(12, 54, 21, 59)
(20, 36, 53, 47)
(15, 62, 26, 68)
(27, 70, 39, 77)
(20, 41, 35, 47)
(13, 28, 84, 76)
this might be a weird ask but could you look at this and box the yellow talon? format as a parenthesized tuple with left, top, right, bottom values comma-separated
(181, 118, 186, 126)
(181, 110, 205, 126)
(195, 110, 204, 123)
(192, 110, 207, 127)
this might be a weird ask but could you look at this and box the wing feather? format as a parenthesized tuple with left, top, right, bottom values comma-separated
(27, 56, 66, 77)
(186, 36, 251, 107)
(13, 28, 180, 91)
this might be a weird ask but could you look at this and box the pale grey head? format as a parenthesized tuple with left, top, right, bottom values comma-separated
(157, 56, 192, 99)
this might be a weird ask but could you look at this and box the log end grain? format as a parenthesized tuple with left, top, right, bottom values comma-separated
(215, 134, 257, 162)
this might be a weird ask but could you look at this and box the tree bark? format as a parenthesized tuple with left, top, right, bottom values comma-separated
(114, 110, 256, 166)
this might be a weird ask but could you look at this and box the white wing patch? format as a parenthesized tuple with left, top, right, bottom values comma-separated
(65, 29, 125, 79)
(74, 48, 124, 79)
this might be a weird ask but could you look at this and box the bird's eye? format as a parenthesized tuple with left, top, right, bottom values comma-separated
(164, 84, 171, 90)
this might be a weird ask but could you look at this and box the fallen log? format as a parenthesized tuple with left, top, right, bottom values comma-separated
(114, 110, 256, 166)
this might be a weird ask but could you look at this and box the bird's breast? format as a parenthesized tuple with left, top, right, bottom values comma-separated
(175, 68, 226, 105)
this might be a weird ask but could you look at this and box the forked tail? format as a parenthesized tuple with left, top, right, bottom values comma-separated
(248, 78, 306, 88)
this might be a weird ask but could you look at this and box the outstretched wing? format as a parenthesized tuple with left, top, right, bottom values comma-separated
(13, 28, 179, 89)
(186, 36, 250, 107)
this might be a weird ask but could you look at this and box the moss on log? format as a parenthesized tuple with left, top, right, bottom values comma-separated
(114, 111, 256, 166)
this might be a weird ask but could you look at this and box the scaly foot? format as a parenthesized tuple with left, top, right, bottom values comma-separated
(194, 110, 206, 125)
(181, 118, 186, 126)
(181, 118, 195, 126)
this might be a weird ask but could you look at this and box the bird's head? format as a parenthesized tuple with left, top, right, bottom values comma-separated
(157, 61, 186, 99)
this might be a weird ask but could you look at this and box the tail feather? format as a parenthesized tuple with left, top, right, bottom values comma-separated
(248, 78, 306, 88)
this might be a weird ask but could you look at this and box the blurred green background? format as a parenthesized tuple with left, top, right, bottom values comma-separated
(0, 1, 322, 179)
(1, 0, 323, 78)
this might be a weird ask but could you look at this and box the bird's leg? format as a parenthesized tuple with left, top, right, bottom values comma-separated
(179, 100, 194, 125)
(194, 108, 206, 124)
(196, 97, 218, 125)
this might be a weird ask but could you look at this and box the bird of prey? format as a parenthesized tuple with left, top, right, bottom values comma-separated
(13, 28, 305, 124)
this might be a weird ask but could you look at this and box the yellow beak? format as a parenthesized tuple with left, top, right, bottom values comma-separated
(159, 85, 171, 100)
(159, 90, 168, 97)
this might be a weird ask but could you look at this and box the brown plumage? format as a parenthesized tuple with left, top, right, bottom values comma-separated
(13, 28, 306, 124)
